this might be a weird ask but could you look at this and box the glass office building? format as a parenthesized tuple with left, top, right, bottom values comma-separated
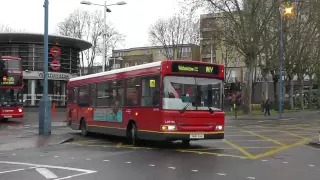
(0, 33, 92, 107)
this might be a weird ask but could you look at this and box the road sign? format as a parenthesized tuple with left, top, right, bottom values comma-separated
(50, 46, 61, 57)
(50, 60, 61, 71)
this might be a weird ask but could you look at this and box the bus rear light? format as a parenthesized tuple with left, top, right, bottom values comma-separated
(215, 125, 223, 131)
(161, 125, 177, 131)
(18, 108, 23, 113)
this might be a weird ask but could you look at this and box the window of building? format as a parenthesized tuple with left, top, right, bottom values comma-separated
(78, 85, 90, 107)
(97, 82, 109, 107)
(182, 47, 191, 57)
(126, 77, 141, 106)
(141, 75, 160, 107)
(110, 80, 124, 107)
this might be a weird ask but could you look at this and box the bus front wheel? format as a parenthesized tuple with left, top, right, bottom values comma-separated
(182, 140, 190, 145)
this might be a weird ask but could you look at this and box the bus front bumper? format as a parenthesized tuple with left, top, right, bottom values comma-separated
(138, 131, 224, 141)
(0, 113, 24, 119)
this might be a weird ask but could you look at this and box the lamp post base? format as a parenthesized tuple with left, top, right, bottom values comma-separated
(39, 98, 52, 135)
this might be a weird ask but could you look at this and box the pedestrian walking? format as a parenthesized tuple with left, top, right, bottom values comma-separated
(264, 99, 271, 116)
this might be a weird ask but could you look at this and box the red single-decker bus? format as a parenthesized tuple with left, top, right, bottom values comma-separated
(0, 56, 24, 121)
(67, 60, 225, 145)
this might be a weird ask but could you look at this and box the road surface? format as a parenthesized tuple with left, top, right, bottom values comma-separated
(0, 112, 319, 179)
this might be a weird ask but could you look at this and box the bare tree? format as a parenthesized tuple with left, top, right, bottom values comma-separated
(0, 24, 15, 32)
(56, 9, 125, 74)
(148, 14, 199, 60)
(183, 0, 279, 114)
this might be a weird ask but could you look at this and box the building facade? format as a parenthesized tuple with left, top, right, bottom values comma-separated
(0, 32, 92, 107)
(111, 44, 200, 69)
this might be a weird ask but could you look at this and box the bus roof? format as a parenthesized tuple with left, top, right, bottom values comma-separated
(70, 61, 162, 82)
(0, 56, 21, 60)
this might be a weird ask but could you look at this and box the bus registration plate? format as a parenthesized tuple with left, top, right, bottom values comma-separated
(190, 134, 204, 139)
(4, 116, 12, 118)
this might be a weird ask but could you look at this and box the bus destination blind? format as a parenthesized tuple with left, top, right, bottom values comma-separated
(0, 76, 22, 86)
(171, 62, 220, 75)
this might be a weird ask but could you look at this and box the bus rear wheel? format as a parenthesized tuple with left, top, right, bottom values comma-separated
(80, 119, 89, 136)
(129, 123, 138, 146)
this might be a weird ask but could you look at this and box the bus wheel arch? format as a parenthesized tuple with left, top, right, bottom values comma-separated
(126, 119, 138, 146)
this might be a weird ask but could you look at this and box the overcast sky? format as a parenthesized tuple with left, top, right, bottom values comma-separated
(0, 0, 183, 49)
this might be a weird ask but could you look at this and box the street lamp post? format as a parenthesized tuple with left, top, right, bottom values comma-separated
(39, 0, 51, 135)
(279, 6, 284, 118)
(80, 1, 126, 72)
(279, 4, 293, 118)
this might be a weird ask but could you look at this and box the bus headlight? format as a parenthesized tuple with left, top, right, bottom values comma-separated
(215, 125, 223, 131)
(161, 125, 177, 131)
(18, 108, 23, 113)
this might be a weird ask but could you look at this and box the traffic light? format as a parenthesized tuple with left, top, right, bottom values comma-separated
(0, 59, 7, 83)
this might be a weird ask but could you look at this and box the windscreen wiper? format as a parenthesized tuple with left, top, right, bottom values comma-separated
(179, 101, 191, 114)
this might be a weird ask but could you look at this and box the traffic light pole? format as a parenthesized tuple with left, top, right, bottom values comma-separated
(39, 0, 52, 135)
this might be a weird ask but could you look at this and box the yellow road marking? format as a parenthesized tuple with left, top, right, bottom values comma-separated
(227, 139, 301, 142)
(223, 139, 254, 159)
(278, 131, 311, 139)
(242, 130, 285, 146)
(175, 149, 248, 159)
(251, 138, 310, 159)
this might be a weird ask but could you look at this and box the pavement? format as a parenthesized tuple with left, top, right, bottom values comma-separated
(0, 110, 319, 180)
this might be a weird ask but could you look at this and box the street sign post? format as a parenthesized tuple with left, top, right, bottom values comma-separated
(50, 60, 61, 71)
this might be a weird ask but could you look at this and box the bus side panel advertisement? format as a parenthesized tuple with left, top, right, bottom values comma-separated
(93, 108, 123, 123)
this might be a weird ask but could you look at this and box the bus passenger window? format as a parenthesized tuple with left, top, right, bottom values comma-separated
(110, 80, 124, 107)
(141, 76, 160, 107)
(97, 82, 109, 107)
(126, 77, 140, 106)
(78, 85, 89, 107)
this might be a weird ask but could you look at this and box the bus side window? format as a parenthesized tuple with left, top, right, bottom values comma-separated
(126, 77, 140, 107)
(97, 82, 109, 107)
(78, 85, 90, 107)
(90, 84, 97, 107)
(68, 87, 74, 104)
(141, 75, 160, 107)
(110, 80, 124, 107)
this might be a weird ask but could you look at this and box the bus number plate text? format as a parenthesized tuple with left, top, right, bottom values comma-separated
(190, 134, 204, 139)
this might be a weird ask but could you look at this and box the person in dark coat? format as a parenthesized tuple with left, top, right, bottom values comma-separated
(264, 99, 271, 116)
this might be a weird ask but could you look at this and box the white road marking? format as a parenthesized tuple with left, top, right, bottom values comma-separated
(0, 161, 96, 180)
(168, 167, 176, 169)
(125, 162, 131, 164)
(86, 159, 91, 161)
(261, 160, 268, 162)
(283, 162, 288, 164)
(0, 167, 36, 174)
(40, 155, 45, 157)
(217, 173, 226, 176)
(12, 154, 16, 156)
(70, 157, 74, 160)
(54, 156, 59, 158)
(191, 170, 198, 172)
(149, 164, 155, 167)
(247, 177, 256, 179)
(36, 168, 58, 179)
(103, 160, 110, 162)
(309, 164, 315, 167)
